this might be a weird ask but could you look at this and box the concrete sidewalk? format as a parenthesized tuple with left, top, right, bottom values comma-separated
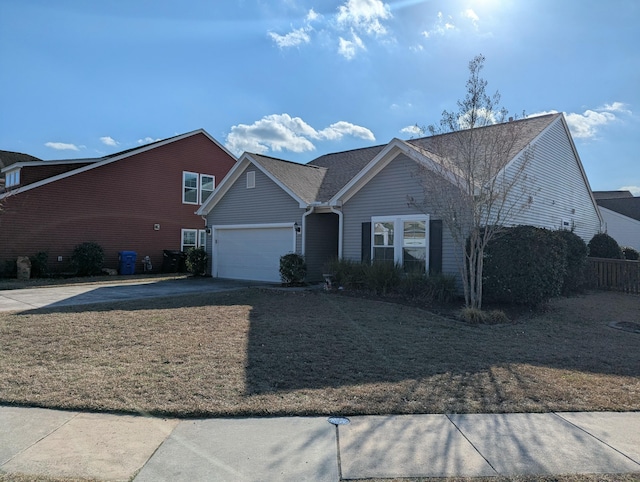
(1, 407, 638, 481)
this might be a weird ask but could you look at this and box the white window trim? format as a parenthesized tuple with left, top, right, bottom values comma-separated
(181, 228, 197, 251)
(371, 214, 430, 271)
(5, 169, 20, 188)
(182, 171, 199, 205)
(246, 171, 255, 189)
(181, 228, 207, 251)
(199, 174, 215, 205)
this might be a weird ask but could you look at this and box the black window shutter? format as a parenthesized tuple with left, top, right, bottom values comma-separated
(429, 219, 443, 274)
(361, 222, 371, 263)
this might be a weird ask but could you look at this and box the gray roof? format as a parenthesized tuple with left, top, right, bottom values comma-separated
(406, 113, 560, 172)
(249, 153, 327, 204)
(243, 113, 562, 206)
(0, 150, 42, 170)
(596, 197, 640, 222)
(309, 144, 387, 201)
(593, 190, 634, 200)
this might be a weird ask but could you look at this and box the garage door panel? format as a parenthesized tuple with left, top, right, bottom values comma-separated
(216, 227, 294, 282)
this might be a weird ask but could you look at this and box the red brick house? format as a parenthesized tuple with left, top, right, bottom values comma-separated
(0, 129, 236, 276)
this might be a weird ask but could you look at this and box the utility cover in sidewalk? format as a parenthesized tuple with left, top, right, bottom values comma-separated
(328, 416, 350, 425)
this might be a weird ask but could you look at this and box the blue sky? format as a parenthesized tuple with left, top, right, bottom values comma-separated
(1, 0, 638, 194)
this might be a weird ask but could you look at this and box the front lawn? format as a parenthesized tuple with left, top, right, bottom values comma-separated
(0, 289, 638, 417)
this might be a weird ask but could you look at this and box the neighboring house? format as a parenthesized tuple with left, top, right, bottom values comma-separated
(197, 113, 603, 283)
(593, 191, 640, 251)
(0, 130, 236, 275)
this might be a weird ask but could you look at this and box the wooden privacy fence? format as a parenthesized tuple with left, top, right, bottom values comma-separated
(587, 257, 640, 294)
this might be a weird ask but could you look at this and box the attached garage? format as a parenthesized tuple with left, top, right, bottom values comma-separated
(213, 224, 296, 282)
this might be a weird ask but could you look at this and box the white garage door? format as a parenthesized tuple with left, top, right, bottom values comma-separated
(215, 226, 295, 282)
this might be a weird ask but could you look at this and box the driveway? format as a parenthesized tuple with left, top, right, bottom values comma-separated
(0, 277, 259, 312)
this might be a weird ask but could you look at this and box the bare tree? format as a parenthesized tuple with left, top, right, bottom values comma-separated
(409, 54, 535, 309)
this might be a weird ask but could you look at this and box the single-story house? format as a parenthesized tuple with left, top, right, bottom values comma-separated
(593, 191, 640, 251)
(0, 129, 236, 275)
(197, 113, 603, 283)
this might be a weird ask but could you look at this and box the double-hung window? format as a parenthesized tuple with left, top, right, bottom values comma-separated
(183, 171, 215, 205)
(372, 215, 429, 272)
(181, 228, 207, 251)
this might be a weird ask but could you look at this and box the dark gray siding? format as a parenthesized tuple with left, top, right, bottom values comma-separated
(305, 212, 339, 282)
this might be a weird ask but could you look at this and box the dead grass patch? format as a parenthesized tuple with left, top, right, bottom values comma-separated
(0, 289, 638, 417)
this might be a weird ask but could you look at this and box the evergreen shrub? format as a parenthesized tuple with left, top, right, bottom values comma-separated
(185, 247, 208, 276)
(71, 242, 104, 276)
(279, 253, 307, 285)
(555, 230, 588, 294)
(483, 226, 567, 306)
(587, 233, 623, 259)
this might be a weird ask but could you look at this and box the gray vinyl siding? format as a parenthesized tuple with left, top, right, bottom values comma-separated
(205, 166, 305, 258)
(341, 153, 459, 278)
(501, 118, 602, 241)
(600, 207, 640, 251)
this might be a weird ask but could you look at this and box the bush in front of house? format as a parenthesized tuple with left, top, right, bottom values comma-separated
(71, 242, 105, 276)
(483, 226, 567, 307)
(326, 258, 367, 290)
(366, 261, 403, 295)
(325, 257, 457, 302)
(29, 251, 49, 278)
(588, 232, 623, 259)
(622, 246, 639, 260)
(185, 247, 208, 276)
(279, 253, 307, 285)
(555, 230, 589, 295)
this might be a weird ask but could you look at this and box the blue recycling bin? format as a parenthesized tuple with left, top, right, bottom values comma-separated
(118, 251, 137, 275)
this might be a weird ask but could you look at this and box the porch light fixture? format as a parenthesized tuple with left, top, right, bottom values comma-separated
(294, 222, 301, 234)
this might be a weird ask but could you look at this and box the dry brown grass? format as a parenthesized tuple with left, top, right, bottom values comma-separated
(0, 288, 638, 418)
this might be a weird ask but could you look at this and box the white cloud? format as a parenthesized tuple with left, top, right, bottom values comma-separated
(224, 113, 375, 156)
(337, 0, 392, 36)
(269, 27, 311, 48)
(422, 11, 456, 38)
(601, 102, 632, 115)
(565, 110, 616, 139)
(268, 9, 319, 49)
(338, 31, 365, 59)
(100, 136, 118, 147)
(45, 142, 80, 151)
(137, 137, 161, 145)
(401, 125, 423, 136)
(530, 103, 632, 140)
(318, 121, 375, 141)
(306, 8, 319, 22)
(463, 8, 479, 26)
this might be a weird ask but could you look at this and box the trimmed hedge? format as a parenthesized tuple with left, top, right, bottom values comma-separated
(279, 253, 307, 285)
(71, 242, 105, 276)
(588, 233, 623, 259)
(185, 247, 208, 276)
(622, 246, 639, 260)
(483, 226, 567, 306)
(555, 230, 588, 295)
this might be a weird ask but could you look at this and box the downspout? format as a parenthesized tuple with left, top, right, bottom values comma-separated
(330, 205, 344, 259)
(201, 215, 213, 276)
(302, 206, 315, 256)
